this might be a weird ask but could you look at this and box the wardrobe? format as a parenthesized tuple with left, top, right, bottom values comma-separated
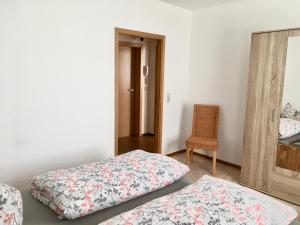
(240, 28, 300, 205)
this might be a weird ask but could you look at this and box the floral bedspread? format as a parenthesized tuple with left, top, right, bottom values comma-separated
(0, 183, 23, 225)
(279, 118, 300, 139)
(32, 150, 189, 220)
(100, 175, 297, 225)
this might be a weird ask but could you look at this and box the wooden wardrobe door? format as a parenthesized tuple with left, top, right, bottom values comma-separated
(241, 31, 288, 192)
(269, 31, 300, 205)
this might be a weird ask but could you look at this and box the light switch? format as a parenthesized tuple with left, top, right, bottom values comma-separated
(166, 93, 171, 103)
(143, 66, 149, 76)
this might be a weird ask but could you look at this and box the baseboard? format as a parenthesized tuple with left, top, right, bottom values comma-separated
(167, 149, 241, 169)
(166, 149, 186, 157)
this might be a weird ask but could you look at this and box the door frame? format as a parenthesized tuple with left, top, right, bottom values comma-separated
(115, 27, 165, 156)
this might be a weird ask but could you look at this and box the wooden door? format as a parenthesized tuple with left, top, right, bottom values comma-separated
(241, 30, 300, 205)
(268, 31, 300, 204)
(118, 46, 141, 138)
(118, 46, 132, 137)
(131, 48, 141, 137)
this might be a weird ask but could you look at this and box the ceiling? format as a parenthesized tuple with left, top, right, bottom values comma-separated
(158, 0, 242, 10)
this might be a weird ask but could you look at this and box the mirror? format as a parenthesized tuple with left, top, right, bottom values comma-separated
(276, 36, 300, 175)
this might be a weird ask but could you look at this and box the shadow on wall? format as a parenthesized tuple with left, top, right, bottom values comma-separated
(165, 103, 193, 154)
(183, 103, 194, 141)
(2, 147, 104, 191)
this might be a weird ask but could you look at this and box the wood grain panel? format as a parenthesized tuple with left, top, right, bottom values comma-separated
(253, 27, 300, 35)
(267, 31, 300, 205)
(265, 32, 289, 192)
(118, 47, 132, 137)
(240, 31, 288, 190)
(241, 29, 300, 205)
(288, 29, 300, 37)
(131, 47, 141, 137)
(241, 32, 277, 189)
(116, 27, 164, 40)
(270, 174, 300, 205)
(154, 38, 165, 154)
(276, 144, 300, 172)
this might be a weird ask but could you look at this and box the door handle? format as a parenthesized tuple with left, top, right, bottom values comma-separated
(128, 89, 134, 92)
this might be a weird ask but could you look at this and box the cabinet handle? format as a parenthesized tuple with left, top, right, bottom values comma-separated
(272, 109, 275, 122)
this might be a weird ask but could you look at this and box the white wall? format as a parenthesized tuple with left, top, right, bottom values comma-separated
(188, 0, 300, 165)
(0, 0, 191, 189)
(282, 36, 300, 110)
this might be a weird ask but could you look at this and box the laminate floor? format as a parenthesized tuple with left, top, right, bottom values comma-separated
(171, 152, 300, 221)
(118, 135, 155, 155)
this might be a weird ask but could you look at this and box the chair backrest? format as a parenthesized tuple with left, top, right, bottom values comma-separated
(192, 104, 219, 139)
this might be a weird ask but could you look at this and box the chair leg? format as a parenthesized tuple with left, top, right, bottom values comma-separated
(190, 148, 194, 162)
(185, 147, 190, 165)
(212, 151, 217, 175)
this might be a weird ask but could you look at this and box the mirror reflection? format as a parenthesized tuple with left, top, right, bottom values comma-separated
(276, 36, 300, 174)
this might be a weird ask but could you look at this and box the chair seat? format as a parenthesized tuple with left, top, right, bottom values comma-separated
(186, 136, 217, 151)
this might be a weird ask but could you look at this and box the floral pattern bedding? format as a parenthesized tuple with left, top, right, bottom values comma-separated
(31, 150, 189, 220)
(100, 175, 297, 225)
(295, 112, 300, 121)
(279, 118, 300, 139)
(282, 103, 297, 119)
(0, 183, 23, 225)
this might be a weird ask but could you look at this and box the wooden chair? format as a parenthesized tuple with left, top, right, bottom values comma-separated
(186, 104, 220, 175)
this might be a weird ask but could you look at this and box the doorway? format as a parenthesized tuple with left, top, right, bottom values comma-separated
(118, 45, 141, 138)
(115, 28, 165, 155)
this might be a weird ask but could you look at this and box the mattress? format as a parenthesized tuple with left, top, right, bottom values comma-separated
(100, 175, 298, 225)
(31, 150, 189, 220)
(23, 176, 192, 225)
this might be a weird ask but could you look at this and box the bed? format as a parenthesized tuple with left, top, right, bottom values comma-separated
(0, 183, 23, 225)
(278, 132, 300, 146)
(23, 175, 300, 225)
(277, 118, 300, 172)
(22, 176, 192, 225)
(99, 176, 299, 225)
(26, 149, 300, 225)
(31, 150, 189, 220)
(279, 118, 300, 140)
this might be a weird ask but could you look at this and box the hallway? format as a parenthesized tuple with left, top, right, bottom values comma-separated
(118, 135, 155, 155)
